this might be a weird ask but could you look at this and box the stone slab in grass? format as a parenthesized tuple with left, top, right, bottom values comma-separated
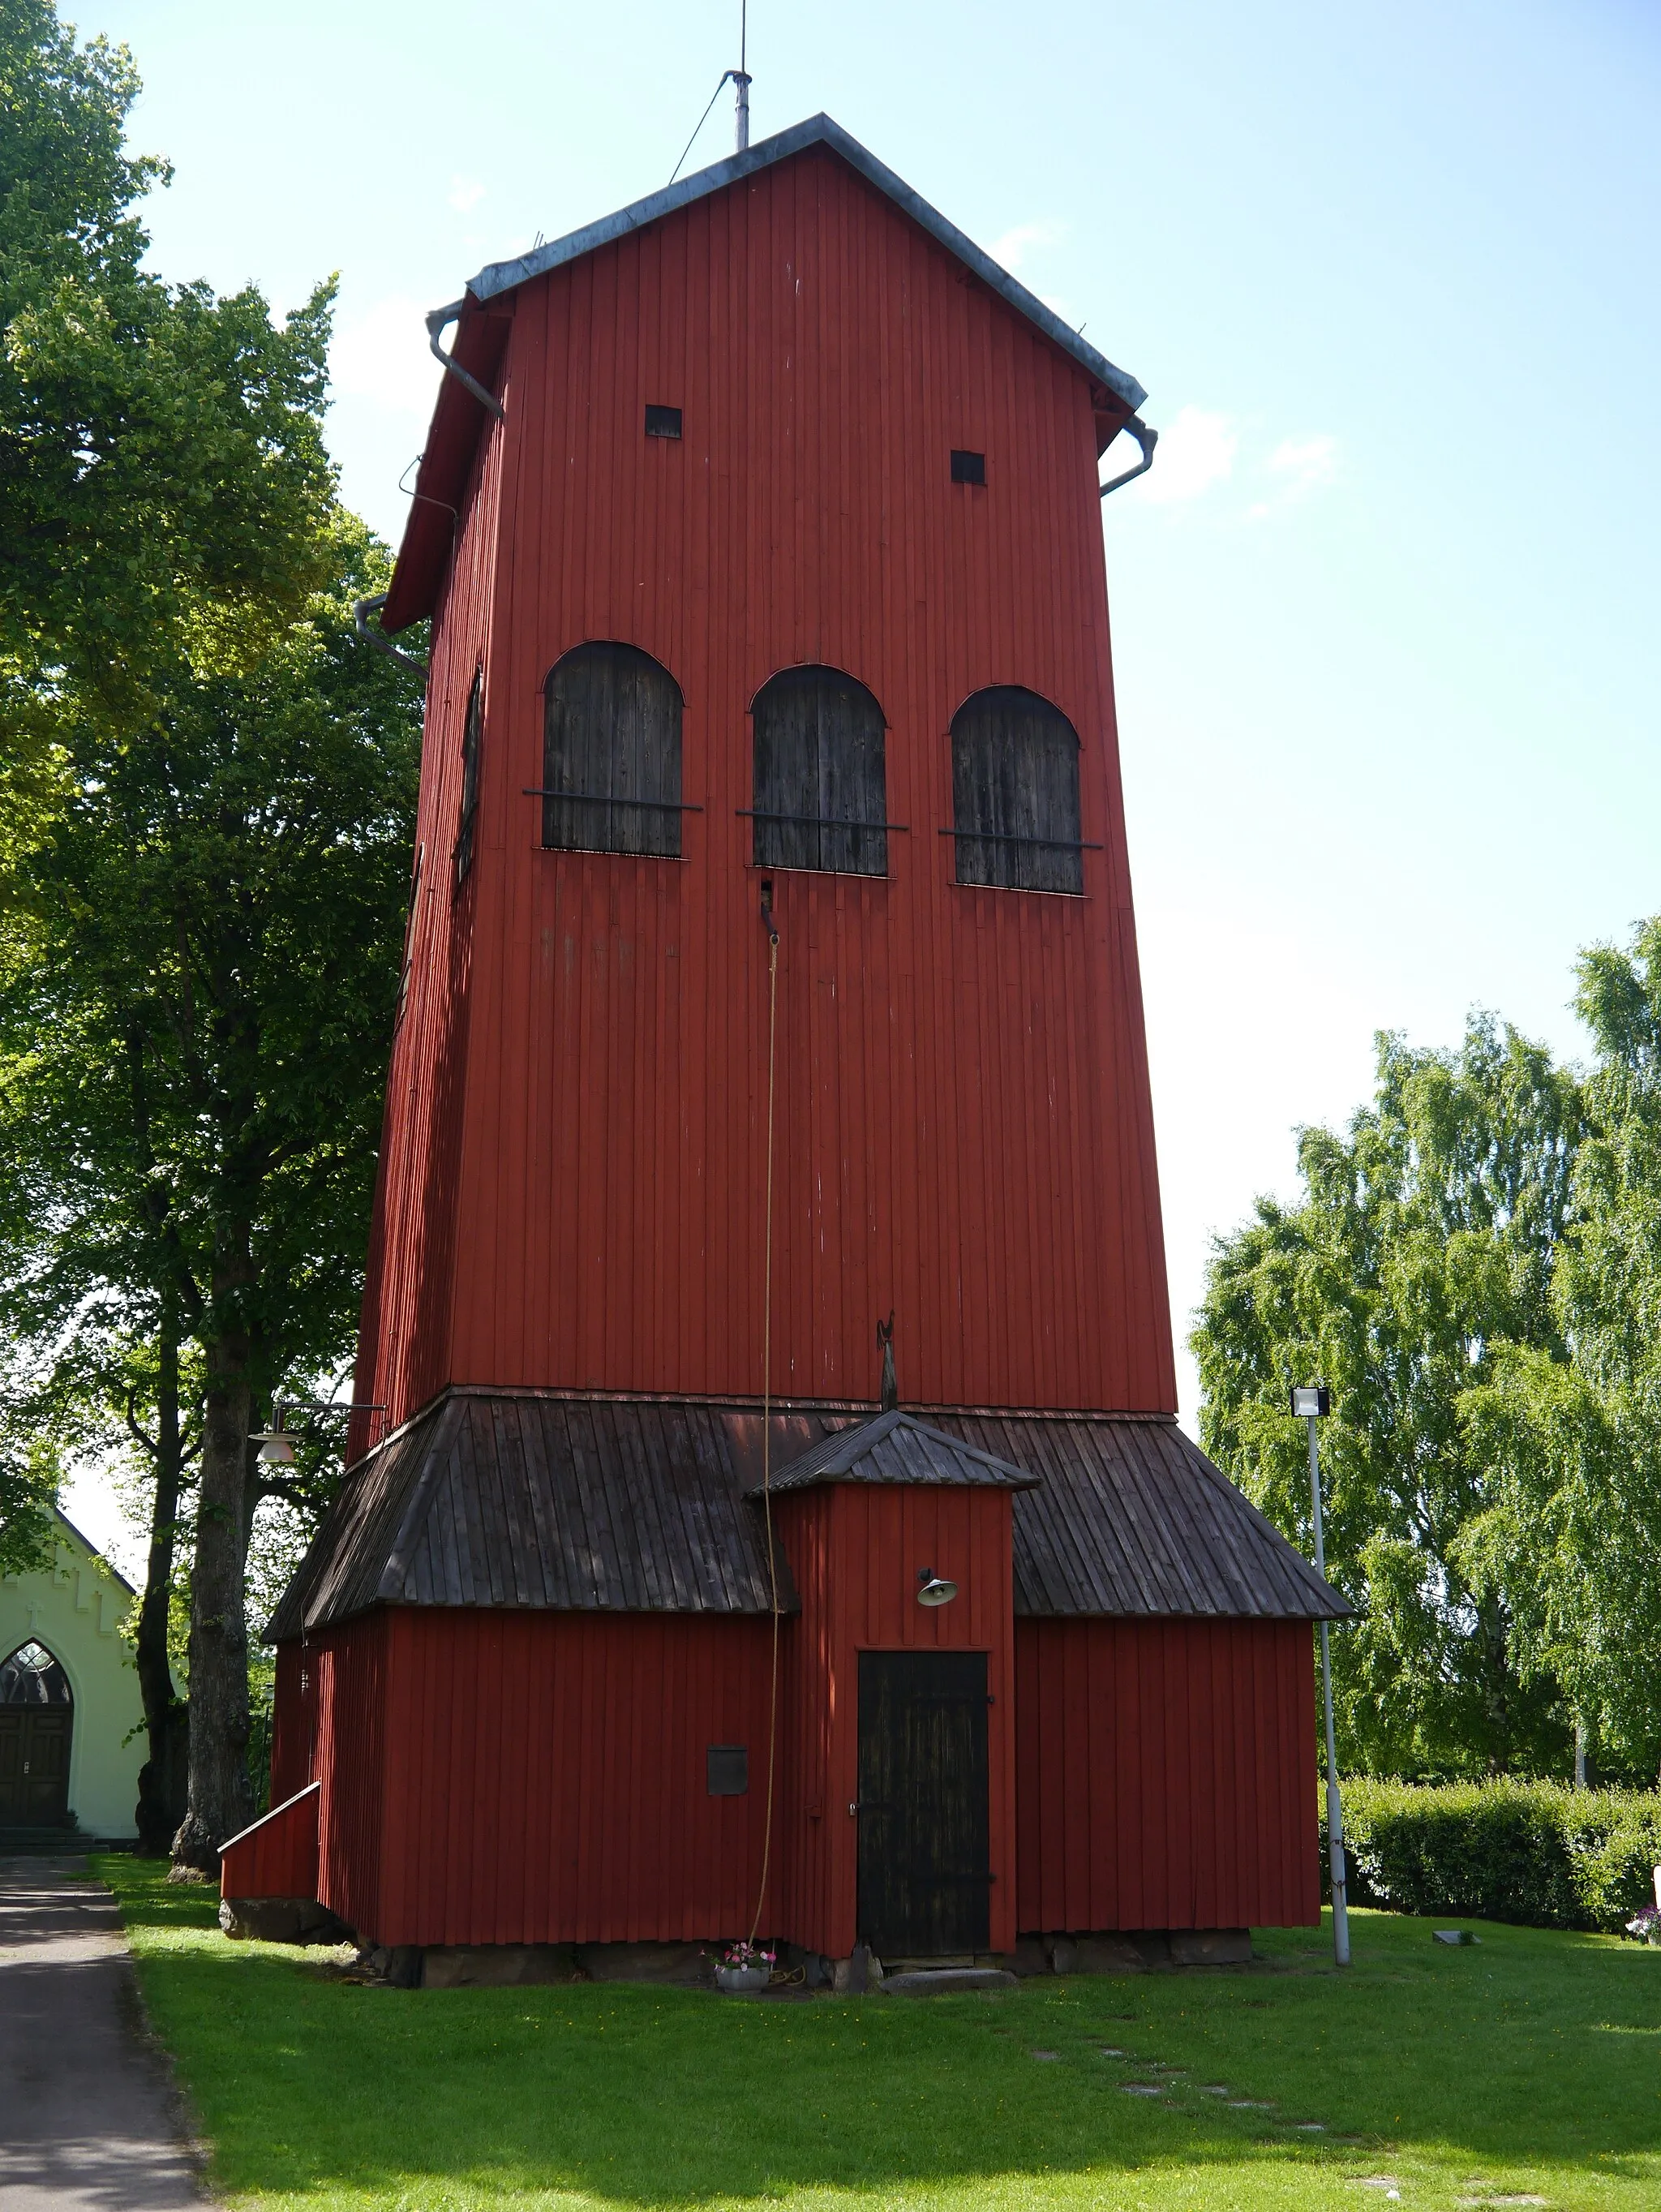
(882, 1966, 1018, 1995)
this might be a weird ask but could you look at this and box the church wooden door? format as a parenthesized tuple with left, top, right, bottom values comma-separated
(0, 1643, 75, 1827)
(856, 1650, 990, 1956)
(0, 1707, 71, 1825)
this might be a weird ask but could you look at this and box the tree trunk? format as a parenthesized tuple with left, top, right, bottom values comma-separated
(134, 1295, 190, 1854)
(171, 1267, 256, 1874)
(1574, 1716, 1589, 1790)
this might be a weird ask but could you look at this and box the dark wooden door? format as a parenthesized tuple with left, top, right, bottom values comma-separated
(0, 1707, 72, 1825)
(856, 1650, 990, 1956)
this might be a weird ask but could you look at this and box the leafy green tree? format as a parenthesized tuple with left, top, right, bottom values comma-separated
(1, 0, 419, 1863)
(0, 524, 422, 1864)
(0, 0, 334, 744)
(1463, 921, 1661, 1784)
(1193, 1017, 1585, 1779)
(0, 1432, 58, 1575)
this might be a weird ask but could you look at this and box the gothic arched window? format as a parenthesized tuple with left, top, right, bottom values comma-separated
(542, 642, 685, 857)
(750, 666, 889, 877)
(950, 686, 1086, 895)
(0, 1642, 72, 1705)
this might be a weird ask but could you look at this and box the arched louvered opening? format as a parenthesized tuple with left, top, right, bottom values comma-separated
(453, 668, 483, 891)
(0, 1641, 71, 1706)
(950, 687, 1086, 895)
(750, 666, 890, 877)
(543, 642, 685, 857)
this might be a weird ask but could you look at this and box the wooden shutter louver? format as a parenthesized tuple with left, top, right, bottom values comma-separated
(951, 687, 1085, 894)
(453, 669, 484, 892)
(752, 666, 888, 876)
(543, 642, 684, 857)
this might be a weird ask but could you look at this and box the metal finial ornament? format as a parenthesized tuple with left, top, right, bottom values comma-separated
(735, 0, 751, 152)
(878, 1311, 897, 1411)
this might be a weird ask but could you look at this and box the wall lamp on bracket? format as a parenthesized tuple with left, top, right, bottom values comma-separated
(250, 1397, 388, 1466)
(916, 1566, 959, 1609)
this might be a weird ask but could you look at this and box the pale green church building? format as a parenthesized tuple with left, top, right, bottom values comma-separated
(0, 1510, 144, 1839)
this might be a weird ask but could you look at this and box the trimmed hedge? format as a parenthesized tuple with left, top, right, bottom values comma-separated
(1318, 1779, 1661, 1933)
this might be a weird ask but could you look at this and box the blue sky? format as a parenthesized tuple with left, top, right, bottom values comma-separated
(65, 0, 1659, 1556)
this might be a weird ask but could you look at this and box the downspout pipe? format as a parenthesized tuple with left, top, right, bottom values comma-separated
(427, 299, 505, 421)
(1099, 414, 1158, 499)
(354, 595, 427, 680)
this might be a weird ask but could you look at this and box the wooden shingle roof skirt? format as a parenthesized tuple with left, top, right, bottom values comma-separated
(265, 1389, 1349, 1643)
(749, 1407, 1040, 1496)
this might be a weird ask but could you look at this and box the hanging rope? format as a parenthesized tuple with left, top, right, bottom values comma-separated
(747, 906, 781, 1946)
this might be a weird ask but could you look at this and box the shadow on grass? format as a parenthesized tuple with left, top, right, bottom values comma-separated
(97, 1858, 1661, 2209)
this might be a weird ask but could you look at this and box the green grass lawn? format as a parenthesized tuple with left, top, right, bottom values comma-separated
(95, 1855, 1661, 2212)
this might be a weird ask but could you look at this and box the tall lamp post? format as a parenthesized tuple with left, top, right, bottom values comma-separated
(1292, 1383, 1350, 1968)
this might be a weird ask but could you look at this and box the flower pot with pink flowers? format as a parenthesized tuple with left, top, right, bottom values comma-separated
(713, 1939, 775, 1993)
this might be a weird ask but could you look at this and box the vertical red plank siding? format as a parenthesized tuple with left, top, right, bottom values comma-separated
(349, 419, 504, 1461)
(218, 1784, 320, 1902)
(354, 141, 1174, 1439)
(1014, 1618, 1321, 1934)
(312, 1615, 391, 1939)
(778, 1484, 1016, 1959)
(354, 1610, 779, 1950)
(269, 1639, 311, 1805)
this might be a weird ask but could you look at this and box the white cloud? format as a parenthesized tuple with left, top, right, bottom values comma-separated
(1247, 432, 1341, 515)
(449, 174, 487, 213)
(1268, 432, 1340, 493)
(330, 295, 443, 419)
(1135, 405, 1238, 504)
(989, 218, 1063, 273)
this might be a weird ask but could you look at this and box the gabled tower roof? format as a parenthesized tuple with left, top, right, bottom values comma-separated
(466, 114, 1145, 413)
(384, 114, 1146, 632)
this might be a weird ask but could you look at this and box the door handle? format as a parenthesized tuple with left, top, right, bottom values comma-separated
(848, 1801, 891, 1816)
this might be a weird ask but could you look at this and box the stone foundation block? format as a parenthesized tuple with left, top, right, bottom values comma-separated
(423, 1944, 582, 1988)
(573, 1940, 713, 1986)
(1169, 1927, 1252, 1965)
(219, 1896, 353, 1945)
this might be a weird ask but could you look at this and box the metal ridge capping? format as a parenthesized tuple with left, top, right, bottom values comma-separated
(463, 114, 1148, 416)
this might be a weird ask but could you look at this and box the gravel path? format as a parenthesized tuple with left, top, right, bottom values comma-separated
(0, 1853, 208, 2210)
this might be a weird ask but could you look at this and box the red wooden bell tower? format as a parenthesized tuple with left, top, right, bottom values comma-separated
(251, 118, 1342, 1972)
(350, 114, 1174, 1456)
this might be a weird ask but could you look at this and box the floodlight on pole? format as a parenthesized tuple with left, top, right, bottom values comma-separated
(1291, 1381, 1350, 1969)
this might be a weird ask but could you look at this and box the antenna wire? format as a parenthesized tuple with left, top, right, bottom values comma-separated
(669, 71, 734, 186)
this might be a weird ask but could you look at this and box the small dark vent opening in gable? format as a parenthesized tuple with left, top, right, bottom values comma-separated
(951, 449, 986, 486)
(707, 1744, 749, 1796)
(645, 404, 683, 440)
